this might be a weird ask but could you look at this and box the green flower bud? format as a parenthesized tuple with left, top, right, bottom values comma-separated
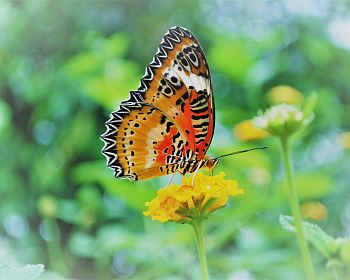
(254, 103, 314, 138)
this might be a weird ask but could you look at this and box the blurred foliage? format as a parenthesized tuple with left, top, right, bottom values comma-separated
(0, 264, 45, 280)
(1, 0, 350, 279)
(280, 215, 350, 278)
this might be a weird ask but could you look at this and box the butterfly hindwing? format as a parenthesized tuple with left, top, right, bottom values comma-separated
(103, 103, 190, 180)
(102, 26, 214, 180)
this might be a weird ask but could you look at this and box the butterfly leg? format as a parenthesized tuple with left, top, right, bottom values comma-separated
(166, 172, 177, 187)
(191, 164, 202, 186)
(209, 168, 214, 177)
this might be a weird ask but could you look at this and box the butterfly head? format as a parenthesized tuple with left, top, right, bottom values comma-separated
(204, 156, 220, 170)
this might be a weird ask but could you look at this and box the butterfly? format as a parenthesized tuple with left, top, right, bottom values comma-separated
(101, 26, 218, 181)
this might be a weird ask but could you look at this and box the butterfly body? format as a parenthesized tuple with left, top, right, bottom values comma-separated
(102, 26, 215, 181)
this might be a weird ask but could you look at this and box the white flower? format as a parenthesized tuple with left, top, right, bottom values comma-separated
(254, 103, 313, 137)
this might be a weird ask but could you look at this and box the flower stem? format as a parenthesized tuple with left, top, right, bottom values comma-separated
(44, 218, 67, 276)
(280, 136, 316, 280)
(192, 218, 209, 280)
(332, 266, 340, 280)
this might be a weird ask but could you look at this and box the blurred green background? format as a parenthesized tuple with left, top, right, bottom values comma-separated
(1, 0, 350, 279)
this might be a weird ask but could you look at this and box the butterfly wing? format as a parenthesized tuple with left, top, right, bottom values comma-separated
(101, 26, 214, 180)
(102, 103, 190, 180)
(126, 26, 215, 159)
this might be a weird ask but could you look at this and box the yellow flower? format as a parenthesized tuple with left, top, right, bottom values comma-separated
(234, 119, 268, 141)
(267, 85, 304, 105)
(301, 201, 328, 221)
(143, 173, 244, 223)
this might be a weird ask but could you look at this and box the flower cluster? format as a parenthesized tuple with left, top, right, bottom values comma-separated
(254, 103, 313, 138)
(143, 173, 244, 223)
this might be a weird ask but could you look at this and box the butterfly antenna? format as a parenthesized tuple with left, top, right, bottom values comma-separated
(217, 146, 268, 159)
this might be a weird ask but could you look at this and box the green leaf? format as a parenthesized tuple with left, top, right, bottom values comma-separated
(0, 264, 45, 280)
(301, 92, 317, 128)
(279, 214, 332, 258)
(201, 197, 219, 216)
(303, 91, 318, 119)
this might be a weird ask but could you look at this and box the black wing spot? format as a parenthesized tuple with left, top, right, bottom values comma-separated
(160, 115, 167, 124)
(172, 132, 181, 142)
(177, 52, 184, 59)
(180, 102, 185, 113)
(166, 121, 173, 133)
(192, 114, 209, 120)
(189, 53, 196, 62)
(164, 87, 172, 94)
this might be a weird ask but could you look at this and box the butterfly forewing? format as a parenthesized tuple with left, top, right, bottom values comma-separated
(102, 26, 215, 180)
